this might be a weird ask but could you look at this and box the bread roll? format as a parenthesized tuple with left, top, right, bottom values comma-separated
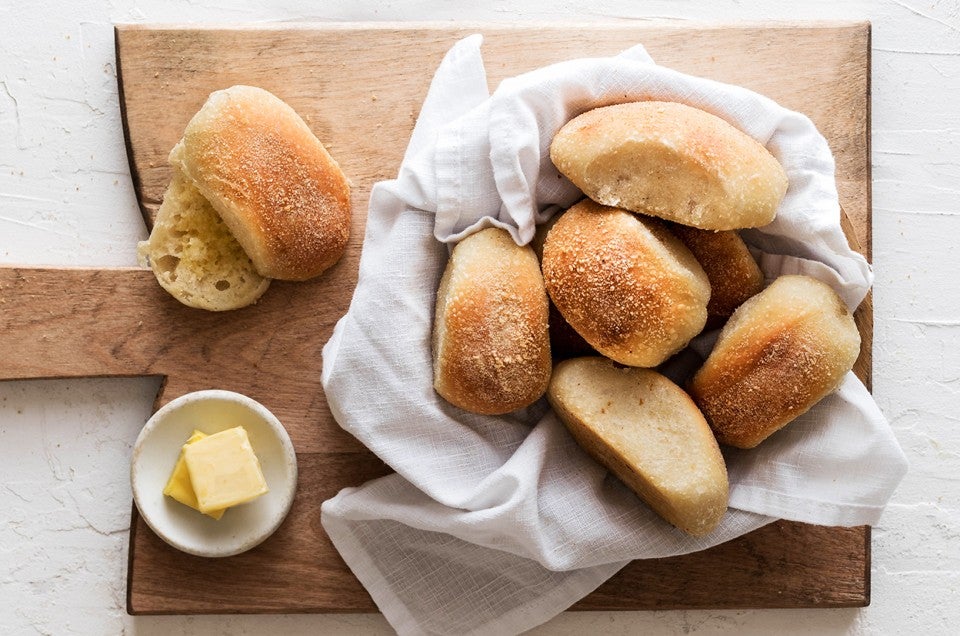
(433, 227, 551, 415)
(171, 85, 351, 281)
(689, 275, 861, 448)
(669, 224, 764, 318)
(548, 357, 728, 536)
(550, 101, 788, 230)
(541, 199, 710, 367)
(137, 171, 270, 311)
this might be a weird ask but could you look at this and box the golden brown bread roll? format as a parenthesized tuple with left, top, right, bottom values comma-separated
(433, 227, 551, 415)
(541, 199, 710, 367)
(550, 101, 788, 230)
(139, 86, 351, 310)
(171, 85, 351, 282)
(669, 224, 764, 318)
(548, 357, 728, 536)
(689, 275, 861, 448)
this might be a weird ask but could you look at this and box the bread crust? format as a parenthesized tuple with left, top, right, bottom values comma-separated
(669, 224, 764, 318)
(550, 101, 788, 230)
(541, 200, 709, 367)
(433, 228, 552, 415)
(533, 215, 596, 360)
(172, 85, 351, 281)
(548, 357, 728, 536)
(689, 275, 861, 448)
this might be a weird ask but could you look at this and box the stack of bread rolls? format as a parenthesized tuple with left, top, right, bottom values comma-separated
(432, 100, 861, 536)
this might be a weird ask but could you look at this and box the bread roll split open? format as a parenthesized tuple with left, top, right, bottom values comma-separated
(137, 171, 271, 311)
(139, 85, 351, 310)
(689, 275, 861, 448)
(548, 357, 728, 537)
(550, 101, 788, 230)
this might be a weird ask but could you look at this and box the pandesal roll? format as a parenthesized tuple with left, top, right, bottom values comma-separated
(541, 199, 710, 367)
(689, 275, 861, 448)
(139, 85, 352, 311)
(548, 357, 728, 537)
(550, 101, 788, 230)
(433, 227, 551, 415)
(171, 85, 351, 282)
(669, 224, 764, 318)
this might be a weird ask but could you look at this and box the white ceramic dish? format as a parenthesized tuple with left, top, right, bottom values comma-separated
(131, 389, 297, 557)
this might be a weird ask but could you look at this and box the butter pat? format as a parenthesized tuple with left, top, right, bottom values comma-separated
(183, 426, 269, 513)
(163, 430, 225, 520)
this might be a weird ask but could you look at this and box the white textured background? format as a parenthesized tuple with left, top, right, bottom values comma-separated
(1, 1, 957, 634)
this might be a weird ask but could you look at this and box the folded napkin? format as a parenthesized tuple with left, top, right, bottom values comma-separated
(320, 35, 908, 636)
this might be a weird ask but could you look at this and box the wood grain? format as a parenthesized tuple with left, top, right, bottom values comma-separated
(575, 522, 870, 610)
(0, 21, 872, 614)
(127, 453, 389, 613)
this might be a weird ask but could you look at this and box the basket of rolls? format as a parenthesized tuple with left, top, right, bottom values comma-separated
(319, 35, 907, 636)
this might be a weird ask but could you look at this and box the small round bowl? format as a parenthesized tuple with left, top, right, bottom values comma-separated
(131, 389, 297, 557)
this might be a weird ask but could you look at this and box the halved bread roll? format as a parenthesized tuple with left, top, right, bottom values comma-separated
(548, 357, 728, 537)
(550, 101, 788, 230)
(172, 86, 350, 282)
(137, 171, 270, 311)
(433, 227, 551, 415)
(689, 275, 861, 448)
(669, 224, 764, 318)
(139, 85, 351, 310)
(541, 199, 710, 367)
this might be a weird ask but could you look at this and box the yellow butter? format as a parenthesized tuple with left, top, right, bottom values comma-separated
(183, 426, 268, 513)
(163, 430, 225, 520)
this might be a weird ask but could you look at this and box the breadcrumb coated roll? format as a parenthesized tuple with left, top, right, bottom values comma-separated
(669, 224, 764, 318)
(689, 275, 861, 448)
(172, 85, 351, 281)
(139, 86, 352, 310)
(433, 228, 552, 415)
(541, 200, 709, 368)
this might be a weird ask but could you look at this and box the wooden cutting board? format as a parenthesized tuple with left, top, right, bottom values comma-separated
(0, 21, 873, 614)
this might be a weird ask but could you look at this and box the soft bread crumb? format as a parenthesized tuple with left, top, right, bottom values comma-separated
(137, 171, 270, 311)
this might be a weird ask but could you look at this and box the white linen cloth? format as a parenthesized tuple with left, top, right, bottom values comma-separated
(320, 35, 908, 636)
